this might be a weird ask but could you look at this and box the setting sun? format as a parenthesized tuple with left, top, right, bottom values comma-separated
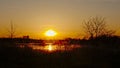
(45, 29, 57, 37)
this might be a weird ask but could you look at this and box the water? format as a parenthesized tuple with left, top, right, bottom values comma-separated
(18, 43, 81, 52)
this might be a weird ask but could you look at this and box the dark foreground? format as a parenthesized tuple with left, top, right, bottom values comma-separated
(0, 43, 120, 68)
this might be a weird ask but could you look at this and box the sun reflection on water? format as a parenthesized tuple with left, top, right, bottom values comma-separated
(48, 45, 52, 51)
(44, 44, 54, 51)
(19, 43, 81, 52)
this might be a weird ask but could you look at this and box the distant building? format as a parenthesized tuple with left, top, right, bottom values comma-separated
(23, 36, 29, 39)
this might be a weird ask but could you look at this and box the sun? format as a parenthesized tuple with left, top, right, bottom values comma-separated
(45, 29, 57, 37)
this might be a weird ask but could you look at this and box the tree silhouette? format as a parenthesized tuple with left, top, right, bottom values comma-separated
(83, 16, 115, 39)
(8, 20, 15, 38)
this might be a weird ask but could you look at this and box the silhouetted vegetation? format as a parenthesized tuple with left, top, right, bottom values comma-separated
(7, 21, 16, 38)
(83, 16, 115, 39)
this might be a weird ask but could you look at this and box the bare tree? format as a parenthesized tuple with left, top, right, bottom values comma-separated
(8, 20, 15, 38)
(83, 16, 115, 39)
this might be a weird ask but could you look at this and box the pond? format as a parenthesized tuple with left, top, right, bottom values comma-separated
(18, 43, 81, 52)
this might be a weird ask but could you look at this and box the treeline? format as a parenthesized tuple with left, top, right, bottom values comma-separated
(0, 38, 44, 47)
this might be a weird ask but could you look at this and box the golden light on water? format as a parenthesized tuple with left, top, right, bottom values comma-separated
(45, 29, 57, 37)
(44, 44, 57, 51)
(20, 43, 81, 52)
(47, 45, 53, 51)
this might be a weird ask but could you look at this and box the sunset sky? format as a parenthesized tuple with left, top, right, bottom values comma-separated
(0, 0, 120, 39)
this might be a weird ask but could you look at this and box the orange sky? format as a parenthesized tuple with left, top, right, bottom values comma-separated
(0, 0, 120, 39)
